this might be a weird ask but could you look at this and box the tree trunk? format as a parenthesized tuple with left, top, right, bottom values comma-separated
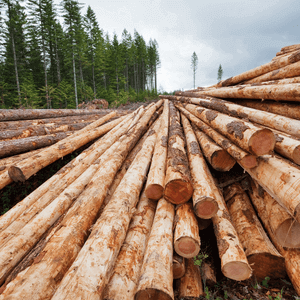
(164, 102, 193, 204)
(72, 47, 78, 109)
(145, 99, 169, 200)
(174, 202, 200, 258)
(176, 104, 257, 168)
(177, 258, 204, 299)
(181, 103, 275, 156)
(201, 261, 217, 287)
(181, 113, 219, 219)
(135, 198, 175, 300)
(173, 253, 185, 279)
(224, 182, 286, 281)
(103, 191, 157, 300)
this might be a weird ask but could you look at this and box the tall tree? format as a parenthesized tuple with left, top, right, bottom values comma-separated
(191, 51, 198, 89)
(217, 64, 223, 82)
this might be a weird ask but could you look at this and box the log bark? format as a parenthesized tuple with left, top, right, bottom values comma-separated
(180, 103, 275, 156)
(208, 50, 300, 87)
(174, 202, 201, 258)
(239, 154, 300, 225)
(173, 253, 185, 279)
(248, 179, 300, 249)
(103, 191, 157, 300)
(177, 258, 204, 299)
(135, 198, 175, 300)
(176, 104, 257, 168)
(193, 126, 236, 171)
(200, 261, 217, 287)
(277, 44, 300, 55)
(50, 113, 162, 300)
(8, 111, 117, 182)
(181, 114, 219, 219)
(145, 99, 169, 200)
(224, 182, 286, 281)
(164, 102, 193, 205)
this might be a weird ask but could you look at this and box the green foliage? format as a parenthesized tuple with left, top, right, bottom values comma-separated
(217, 64, 223, 82)
(193, 251, 208, 267)
(262, 276, 270, 288)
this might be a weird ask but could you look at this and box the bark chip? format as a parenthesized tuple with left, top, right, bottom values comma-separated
(226, 121, 250, 139)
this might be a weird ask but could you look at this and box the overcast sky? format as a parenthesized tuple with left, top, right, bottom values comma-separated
(55, 0, 300, 92)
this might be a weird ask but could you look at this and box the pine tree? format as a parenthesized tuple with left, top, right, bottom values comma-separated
(217, 64, 223, 82)
(191, 51, 198, 89)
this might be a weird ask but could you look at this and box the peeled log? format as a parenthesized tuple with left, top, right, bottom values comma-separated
(174, 202, 200, 258)
(103, 191, 156, 300)
(135, 198, 175, 300)
(164, 102, 193, 204)
(173, 253, 185, 279)
(248, 180, 300, 249)
(180, 114, 218, 219)
(176, 104, 257, 169)
(145, 99, 169, 200)
(224, 183, 286, 281)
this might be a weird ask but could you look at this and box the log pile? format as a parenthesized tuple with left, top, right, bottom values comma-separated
(1, 43, 300, 299)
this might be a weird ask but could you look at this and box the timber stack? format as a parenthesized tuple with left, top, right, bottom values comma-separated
(0, 44, 300, 299)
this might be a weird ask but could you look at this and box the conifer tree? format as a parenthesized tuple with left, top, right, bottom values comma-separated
(217, 64, 223, 82)
(191, 51, 198, 89)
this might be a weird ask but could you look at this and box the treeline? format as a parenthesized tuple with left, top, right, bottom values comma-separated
(0, 0, 161, 109)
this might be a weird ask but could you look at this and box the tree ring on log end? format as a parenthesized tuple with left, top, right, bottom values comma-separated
(248, 129, 275, 156)
(222, 261, 252, 281)
(175, 236, 200, 258)
(145, 184, 164, 201)
(8, 166, 26, 182)
(164, 179, 193, 204)
(135, 288, 173, 300)
(194, 198, 218, 219)
(239, 155, 257, 169)
(275, 218, 300, 248)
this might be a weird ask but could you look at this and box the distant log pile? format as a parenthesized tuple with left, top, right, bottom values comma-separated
(1, 44, 300, 299)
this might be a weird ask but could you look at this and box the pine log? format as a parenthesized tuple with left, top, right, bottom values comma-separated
(103, 191, 157, 300)
(8, 111, 117, 182)
(212, 185, 252, 280)
(174, 202, 201, 258)
(176, 104, 257, 168)
(170, 95, 300, 138)
(145, 99, 169, 200)
(181, 114, 219, 218)
(0, 108, 108, 121)
(164, 102, 193, 204)
(173, 253, 186, 279)
(224, 183, 286, 281)
(181, 102, 275, 156)
(248, 180, 300, 249)
(177, 258, 204, 299)
(50, 116, 161, 300)
(200, 261, 217, 287)
(209, 50, 300, 87)
(239, 154, 300, 225)
(193, 126, 236, 171)
(135, 198, 175, 300)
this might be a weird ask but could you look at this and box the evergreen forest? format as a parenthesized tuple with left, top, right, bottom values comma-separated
(0, 0, 162, 109)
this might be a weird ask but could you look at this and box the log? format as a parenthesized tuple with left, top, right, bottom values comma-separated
(173, 253, 185, 279)
(174, 202, 201, 258)
(248, 180, 300, 249)
(164, 102, 193, 205)
(180, 114, 219, 219)
(176, 104, 257, 169)
(8, 111, 117, 182)
(193, 126, 236, 171)
(103, 191, 157, 300)
(209, 50, 300, 87)
(224, 182, 286, 281)
(145, 99, 169, 200)
(200, 261, 217, 287)
(239, 154, 300, 225)
(135, 198, 175, 300)
(177, 258, 204, 299)
(197, 217, 212, 230)
(278, 44, 300, 55)
(50, 110, 162, 300)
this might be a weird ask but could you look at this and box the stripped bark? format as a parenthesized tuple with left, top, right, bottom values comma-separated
(181, 114, 218, 219)
(135, 198, 175, 300)
(104, 191, 157, 300)
(173, 253, 185, 279)
(177, 258, 204, 299)
(224, 183, 286, 281)
(145, 99, 169, 200)
(164, 102, 193, 204)
(174, 202, 201, 258)
(181, 103, 275, 156)
(176, 105, 257, 168)
(201, 261, 217, 287)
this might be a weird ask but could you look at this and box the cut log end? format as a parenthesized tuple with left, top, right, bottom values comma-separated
(292, 146, 300, 165)
(194, 198, 218, 219)
(164, 179, 193, 204)
(222, 261, 252, 281)
(135, 288, 173, 300)
(174, 237, 200, 258)
(8, 166, 26, 182)
(211, 150, 236, 172)
(248, 129, 275, 156)
(173, 256, 186, 279)
(275, 218, 300, 248)
(145, 184, 164, 200)
(238, 154, 257, 169)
